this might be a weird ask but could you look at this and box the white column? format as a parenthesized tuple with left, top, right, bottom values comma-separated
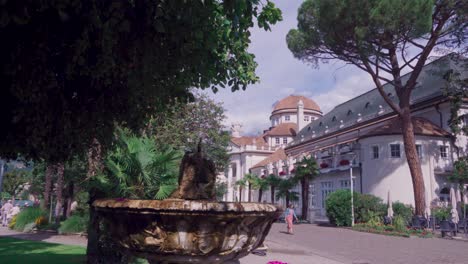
(227, 164, 233, 202)
(297, 100, 305, 131)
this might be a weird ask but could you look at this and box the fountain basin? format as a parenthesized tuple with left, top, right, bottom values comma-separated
(93, 199, 282, 263)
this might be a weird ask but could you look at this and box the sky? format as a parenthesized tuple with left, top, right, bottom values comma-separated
(209, 0, 376, 135)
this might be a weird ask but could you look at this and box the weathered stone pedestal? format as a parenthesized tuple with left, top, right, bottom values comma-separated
(93, 199, 281, 264)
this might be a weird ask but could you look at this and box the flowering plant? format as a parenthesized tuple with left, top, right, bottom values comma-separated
(279, 171, 286, 176)
(290, 168, 296, 174)
(339, 159, 350, 166)
(320, 163, 329, 169)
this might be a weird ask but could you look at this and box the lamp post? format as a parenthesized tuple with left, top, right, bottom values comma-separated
(348, 151, 357, 227)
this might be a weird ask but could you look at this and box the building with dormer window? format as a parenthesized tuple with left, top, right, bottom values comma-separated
(222, 55, 468, 222)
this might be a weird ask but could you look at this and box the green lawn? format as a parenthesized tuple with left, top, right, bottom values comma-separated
(0, 237, 86, 264)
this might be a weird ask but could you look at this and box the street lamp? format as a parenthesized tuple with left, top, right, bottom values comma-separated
(348, 151, 357, 227)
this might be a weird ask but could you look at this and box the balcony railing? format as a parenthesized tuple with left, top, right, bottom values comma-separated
(230, 145, 278, 152)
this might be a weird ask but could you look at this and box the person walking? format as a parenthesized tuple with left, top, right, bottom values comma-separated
(284, 204, 299, 234)
(1, 199, 13, 227)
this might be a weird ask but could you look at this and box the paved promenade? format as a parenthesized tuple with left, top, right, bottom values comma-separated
(244, 223, 468, 264)
(2, 224, 467, 264)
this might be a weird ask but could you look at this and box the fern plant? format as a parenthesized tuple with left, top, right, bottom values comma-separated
(98, 128, 181, 200)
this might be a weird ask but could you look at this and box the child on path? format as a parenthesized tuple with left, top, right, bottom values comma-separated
(284, 204, 299, 234)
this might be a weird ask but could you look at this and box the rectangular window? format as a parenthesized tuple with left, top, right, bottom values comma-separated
(371, 145, 379, 159)
(304, 116, 310, 122)
(390, 144, 401, 158)
(283, 137, 288, 144)
(340, 179, 355, 190)
(275, 137, 280, 145)
(440, 146, 448, 158)
(310, 184, 316, 207)
(416, 144, 423, 159)
(321, 181, 334, 208)
(285, 115, 290, 121)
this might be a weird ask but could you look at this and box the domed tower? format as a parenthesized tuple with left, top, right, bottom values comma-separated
(270, 95, 322, 130)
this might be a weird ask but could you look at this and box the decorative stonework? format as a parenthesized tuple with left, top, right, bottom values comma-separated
(94, 199, 282, 264)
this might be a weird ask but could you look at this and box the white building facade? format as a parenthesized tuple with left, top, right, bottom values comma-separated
(222, 55, 468, 222)
(223, 96, 322, 202)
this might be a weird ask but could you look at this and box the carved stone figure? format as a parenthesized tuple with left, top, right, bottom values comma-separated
(170, 142, 216, 200)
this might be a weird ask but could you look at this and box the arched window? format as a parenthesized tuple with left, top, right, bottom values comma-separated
(332, 116, 337, 122)
(439, 187, 450, 203)
(365, 102, 370, 109)
(347, 110, 353, 116)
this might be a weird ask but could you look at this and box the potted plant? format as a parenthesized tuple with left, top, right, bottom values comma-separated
(320, 163, 329, 169)
(339, 159, 350, 166)
(290, 168, 296, 174)
(434, 207, 454, 237)
(279, 171, 286, 176)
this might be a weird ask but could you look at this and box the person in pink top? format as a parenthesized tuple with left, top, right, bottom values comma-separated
(284, 204, 299, 234)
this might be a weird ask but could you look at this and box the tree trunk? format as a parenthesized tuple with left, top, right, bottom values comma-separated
(258, 188, 263, 203)
(55, 162, 64, 224)
(401, 112, 425, 216)
(86, 138, 106, 264)
(238, 186, 243, 202)
(65, 181, 74, 218)
(301, 177, 309, 220)
(248, 184, 251, 202)
(285, 191, 290, 208)
(270, 186, 275, 204)
(43, 164, 54, 210)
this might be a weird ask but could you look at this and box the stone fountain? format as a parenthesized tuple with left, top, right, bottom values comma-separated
(93, 146, 282, 264)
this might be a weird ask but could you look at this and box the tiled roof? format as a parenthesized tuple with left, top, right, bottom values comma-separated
(273, 95, 321, 112)
(264, 123, 297, 137)
(361, 117, 451, 139)
(252, 148, 287, 169)
(292, 55, 466, 144)
(231, 136, 268, 147)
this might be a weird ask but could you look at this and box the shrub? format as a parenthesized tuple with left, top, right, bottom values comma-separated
(325, 189, 356, 226)
(8, 215, 17, 229)
(326, 190, 391, 226)
(393, 215, 406, 232)
(14, 207, 47, 231)
(354, 194, 386, 223)
(35, 216, 48, 226)
(392, 202, 413, 224)
(433, 207, 451, 221)
(366, 211, 382, 227)
(58, 215, 88, 234)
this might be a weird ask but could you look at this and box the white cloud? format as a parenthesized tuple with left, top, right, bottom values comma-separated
(208, 1, 378, 135)
(312, 73, 374, 114)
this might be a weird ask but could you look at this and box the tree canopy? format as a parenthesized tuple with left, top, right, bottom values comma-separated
(0, 0, 282, 163)
(286, 0, 466, 215)
(146, 93, 230, 171)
